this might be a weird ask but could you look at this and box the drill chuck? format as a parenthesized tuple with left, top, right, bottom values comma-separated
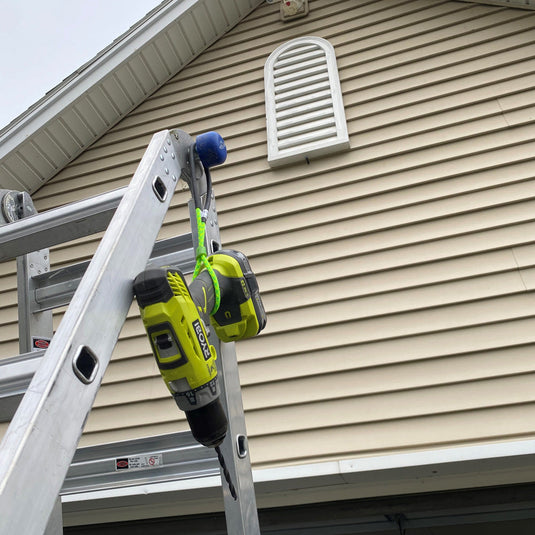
(186, 399, 227, 447)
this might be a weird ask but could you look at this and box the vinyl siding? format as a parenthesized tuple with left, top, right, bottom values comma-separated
(3, 0, 535, 471)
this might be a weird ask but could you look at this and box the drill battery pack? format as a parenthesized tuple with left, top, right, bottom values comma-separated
(200, 249, 267, 342)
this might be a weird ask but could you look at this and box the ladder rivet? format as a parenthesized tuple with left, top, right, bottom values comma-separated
(172, 175, 177, 182)
(167, 138, 171, 145)
(171, 153, 175, 159)
(163, 147, 168, 153)
(160, 154, 164, 161)
(165, 168, 169, 175)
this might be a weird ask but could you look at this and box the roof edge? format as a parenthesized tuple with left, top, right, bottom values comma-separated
(0, 0, 180, 148)
(0, 0, 262, 193)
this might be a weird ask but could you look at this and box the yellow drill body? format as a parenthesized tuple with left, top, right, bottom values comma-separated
(133, 250, 266, 448)
(139, 270, 218, 396)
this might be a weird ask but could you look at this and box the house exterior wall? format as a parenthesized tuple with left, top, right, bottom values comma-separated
(2, 0, 535, 475)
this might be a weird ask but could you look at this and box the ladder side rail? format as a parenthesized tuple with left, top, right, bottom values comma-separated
(216, 340, 261, 534)
(0, 130, 185, 535)
(188, 190, 261, 533)
(44, 497, 63, 535)
(16, 248, 57, 534)
(0, 187, 125, 262)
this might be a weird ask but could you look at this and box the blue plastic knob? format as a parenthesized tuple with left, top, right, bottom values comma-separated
(195, 131, 227, 168)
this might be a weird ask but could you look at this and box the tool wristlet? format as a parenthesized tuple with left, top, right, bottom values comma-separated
(192, 207, 221, 315)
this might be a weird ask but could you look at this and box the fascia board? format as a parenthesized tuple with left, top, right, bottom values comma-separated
(61, 438, 535, 525)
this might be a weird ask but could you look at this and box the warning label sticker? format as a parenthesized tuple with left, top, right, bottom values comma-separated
(32, 337, 51, 351)
(115, 454, 163, 471)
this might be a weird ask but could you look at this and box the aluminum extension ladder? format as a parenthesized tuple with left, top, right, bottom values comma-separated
(0, 129, 260, 534)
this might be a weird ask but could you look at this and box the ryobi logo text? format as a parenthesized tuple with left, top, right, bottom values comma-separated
(192, 319, 211, 361)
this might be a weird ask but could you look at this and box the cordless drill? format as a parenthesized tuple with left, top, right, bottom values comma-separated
(133, 249, 266, 448)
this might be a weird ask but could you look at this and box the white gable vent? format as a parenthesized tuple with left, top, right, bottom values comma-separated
(264, 36, 349, 167)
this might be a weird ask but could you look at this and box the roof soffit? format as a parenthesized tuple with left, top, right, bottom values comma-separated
(0, 0, 262, 194)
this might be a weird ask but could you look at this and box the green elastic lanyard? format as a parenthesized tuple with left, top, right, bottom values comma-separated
(192, 207, 221, 315)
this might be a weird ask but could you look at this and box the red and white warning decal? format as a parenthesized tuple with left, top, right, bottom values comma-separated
(115, 454, 163, 471)
(32, 337, 51, 351)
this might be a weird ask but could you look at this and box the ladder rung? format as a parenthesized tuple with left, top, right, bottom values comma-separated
(0, 353, 219, 491)
(0, 188, 125, 262)
(1, 363, 220, 494)
(32, 234, 195, 312)
(0, 350, 44, 422)
(63, 432, 218, 495)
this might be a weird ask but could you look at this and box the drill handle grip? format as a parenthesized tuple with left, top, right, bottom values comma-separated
(189, 269, 216, 321)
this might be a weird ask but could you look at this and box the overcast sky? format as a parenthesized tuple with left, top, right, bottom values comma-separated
(0, 0, 161, 131)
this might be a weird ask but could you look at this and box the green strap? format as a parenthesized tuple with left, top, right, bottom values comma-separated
(192, 207, 221, 314)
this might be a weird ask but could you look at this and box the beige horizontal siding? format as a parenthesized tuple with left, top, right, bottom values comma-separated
(3, 0, 535, 471)
(251, 403, 535, 466)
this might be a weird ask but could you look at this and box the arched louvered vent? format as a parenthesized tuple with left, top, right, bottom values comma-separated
(264, 36, 349, 167)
